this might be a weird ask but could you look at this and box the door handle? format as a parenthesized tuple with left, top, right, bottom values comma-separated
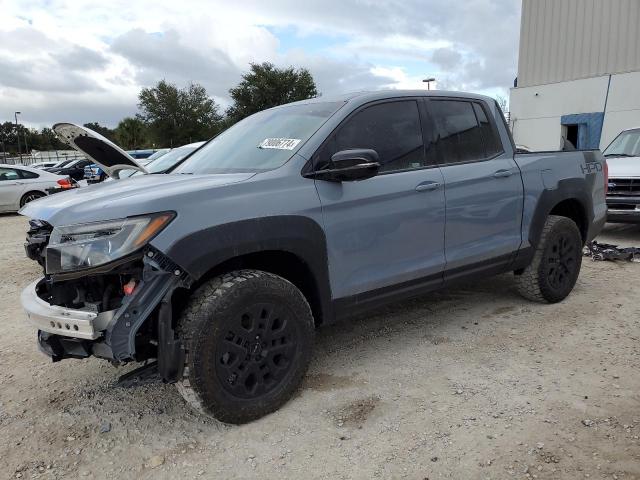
(493, 169, 513, 178)
(415, 181, 442, 192)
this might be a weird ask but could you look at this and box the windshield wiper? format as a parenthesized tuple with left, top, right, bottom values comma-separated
(604, 153, 636, 157)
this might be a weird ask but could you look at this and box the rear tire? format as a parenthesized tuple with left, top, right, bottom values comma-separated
(20, 191, 45, 207)
(515, 215, 583, 303)
(176, 270, 315, 424)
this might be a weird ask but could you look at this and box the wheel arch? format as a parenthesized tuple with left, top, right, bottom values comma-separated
(548, 198, 588, 242)
(165, 217, 333, 326)
(527, 181, 593, 250)
(20, 190, 47, 207)
(514, 180, 594, 271)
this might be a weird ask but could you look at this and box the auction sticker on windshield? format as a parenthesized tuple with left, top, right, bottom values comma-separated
(258, 138, 301, 150)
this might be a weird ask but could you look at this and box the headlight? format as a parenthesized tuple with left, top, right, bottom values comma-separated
(45, 212, 174, 274)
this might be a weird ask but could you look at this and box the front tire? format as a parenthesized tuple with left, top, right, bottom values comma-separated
(515, 215, 583, 303)
(176, 270, 315, 424)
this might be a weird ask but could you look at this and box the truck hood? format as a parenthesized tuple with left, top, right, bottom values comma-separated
(53, 123, 148, 178)
(606, 156, 640, 178)
(19, 172, 255, 226)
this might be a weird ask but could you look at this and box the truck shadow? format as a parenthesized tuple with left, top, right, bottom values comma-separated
(599, 222, 640, 244)
(312, 273, 519, 366)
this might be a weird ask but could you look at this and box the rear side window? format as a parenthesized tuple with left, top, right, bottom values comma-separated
(332, 100, 425, 173)
(19, 170, 39, 179)
(429, 100, 485, 164)
(473, 102, 503, 157)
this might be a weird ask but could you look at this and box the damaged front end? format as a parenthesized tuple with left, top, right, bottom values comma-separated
(21, 214, 191, 382)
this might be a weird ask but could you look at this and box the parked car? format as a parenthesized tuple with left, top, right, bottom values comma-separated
(85, 148, 170, 183)
(30, 161, 59, 169)
(0, 164, 72, 212)
(20, 91, 606, 424)
(602, 127, 640, 222)
(44, 158, 92, 181)
(119, 142, 204, 178)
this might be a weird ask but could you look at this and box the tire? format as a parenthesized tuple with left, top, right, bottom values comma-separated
(515, 215, 583, 303)
(176, 270, 315, 424)
(20, 191, 45, 207)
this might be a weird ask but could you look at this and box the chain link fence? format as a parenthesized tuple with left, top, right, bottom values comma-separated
(0, 150, 86, 166)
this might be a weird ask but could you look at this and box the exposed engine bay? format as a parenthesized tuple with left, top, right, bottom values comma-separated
(22, 218, 191, 382)
(25, 219, 143, 314)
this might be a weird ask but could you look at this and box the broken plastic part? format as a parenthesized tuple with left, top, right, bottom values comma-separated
(123, 279, 136, 295)
(584, 240, 640, 262)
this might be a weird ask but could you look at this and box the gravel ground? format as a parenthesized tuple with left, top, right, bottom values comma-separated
(1, 213, 639, 479)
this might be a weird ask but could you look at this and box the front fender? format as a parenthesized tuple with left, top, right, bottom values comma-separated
(165, 215, 333, 320)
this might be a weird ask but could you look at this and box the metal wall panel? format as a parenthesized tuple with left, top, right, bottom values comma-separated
(517, 0, 640, 87)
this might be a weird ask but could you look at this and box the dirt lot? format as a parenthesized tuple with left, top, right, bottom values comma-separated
(1, 213, 639, 480)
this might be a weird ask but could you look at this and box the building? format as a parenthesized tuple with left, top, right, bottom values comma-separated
(509, 0, 640, 151)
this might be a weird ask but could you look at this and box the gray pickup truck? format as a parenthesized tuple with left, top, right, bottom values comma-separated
(20, 91, 607, 423)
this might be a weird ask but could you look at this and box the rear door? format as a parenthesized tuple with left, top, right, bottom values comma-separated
(426, 98, 523, 278)
(313, 99, 446, 303)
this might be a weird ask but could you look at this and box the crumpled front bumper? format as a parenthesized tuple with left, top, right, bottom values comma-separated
(21, 278, 116, 340)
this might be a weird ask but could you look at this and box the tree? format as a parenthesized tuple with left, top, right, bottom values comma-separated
(83, 122, 116, 142)
(226, 62, 318, 122)
(115, 117, 149, 150)
(138, 80, 223, 147)
(0, 122, 66, 156)
(495, 95, 508, 112)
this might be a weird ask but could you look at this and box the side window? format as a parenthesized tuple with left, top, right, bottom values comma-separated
(473, 102, 503, 158)
(0, 168, 20, 181)
(333, 101, 425, 173)
(19, 169, 39, 179)
(430, 100, 485, 164)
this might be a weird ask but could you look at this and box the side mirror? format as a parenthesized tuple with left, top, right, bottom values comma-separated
(305, 149, 380, 182)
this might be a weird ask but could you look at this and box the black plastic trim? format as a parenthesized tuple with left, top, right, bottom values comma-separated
(166, 216, 333, 325)
(333, 253, 515, 321)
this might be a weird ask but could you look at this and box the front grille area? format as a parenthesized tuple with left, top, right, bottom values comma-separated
(607, 178, 640, 196)
(608, 203, 637, 210)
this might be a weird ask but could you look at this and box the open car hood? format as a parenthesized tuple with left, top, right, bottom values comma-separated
(53, 123, 148, 178)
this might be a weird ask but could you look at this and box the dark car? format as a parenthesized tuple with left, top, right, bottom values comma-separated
(45, 158, 92, 181)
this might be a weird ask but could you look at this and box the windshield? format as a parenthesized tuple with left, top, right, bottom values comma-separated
(148, 144, 203, 172)
(174, 102, 344, 174)
(144, 149, 170, 162)
(118, 144, 203, 178)
(54, 159, 73, 168)
(604, 129, 640, 157)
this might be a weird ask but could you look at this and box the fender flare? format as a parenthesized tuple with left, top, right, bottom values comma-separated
(514, 178, 593, 269)
(165, 215, 333, 320)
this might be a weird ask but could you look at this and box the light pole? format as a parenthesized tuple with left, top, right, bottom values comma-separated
(14, 111, 22, 162)
(423, 77, 436, 90)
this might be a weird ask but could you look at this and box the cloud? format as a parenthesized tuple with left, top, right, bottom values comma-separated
(51, 46, 109, 71)
(0, 0, 521, 128)
(431, 48, 463, 70)
(111, 29, 242, 99)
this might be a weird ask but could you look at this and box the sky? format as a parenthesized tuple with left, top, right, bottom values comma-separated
(0, 0, 521, 129)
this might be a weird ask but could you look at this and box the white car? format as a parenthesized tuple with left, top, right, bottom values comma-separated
(30, 161, 59, 169)
(0, 164, 72, 213)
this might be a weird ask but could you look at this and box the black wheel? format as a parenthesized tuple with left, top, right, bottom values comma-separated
(515, 215, 583, 303)
(176, 270, 315, 424)
(20, 191, 45, 207)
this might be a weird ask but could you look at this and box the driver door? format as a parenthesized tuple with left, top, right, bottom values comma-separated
(312, 99, 446, 310)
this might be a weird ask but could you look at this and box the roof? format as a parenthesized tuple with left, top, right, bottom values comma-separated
(282, 89, 496, 109)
